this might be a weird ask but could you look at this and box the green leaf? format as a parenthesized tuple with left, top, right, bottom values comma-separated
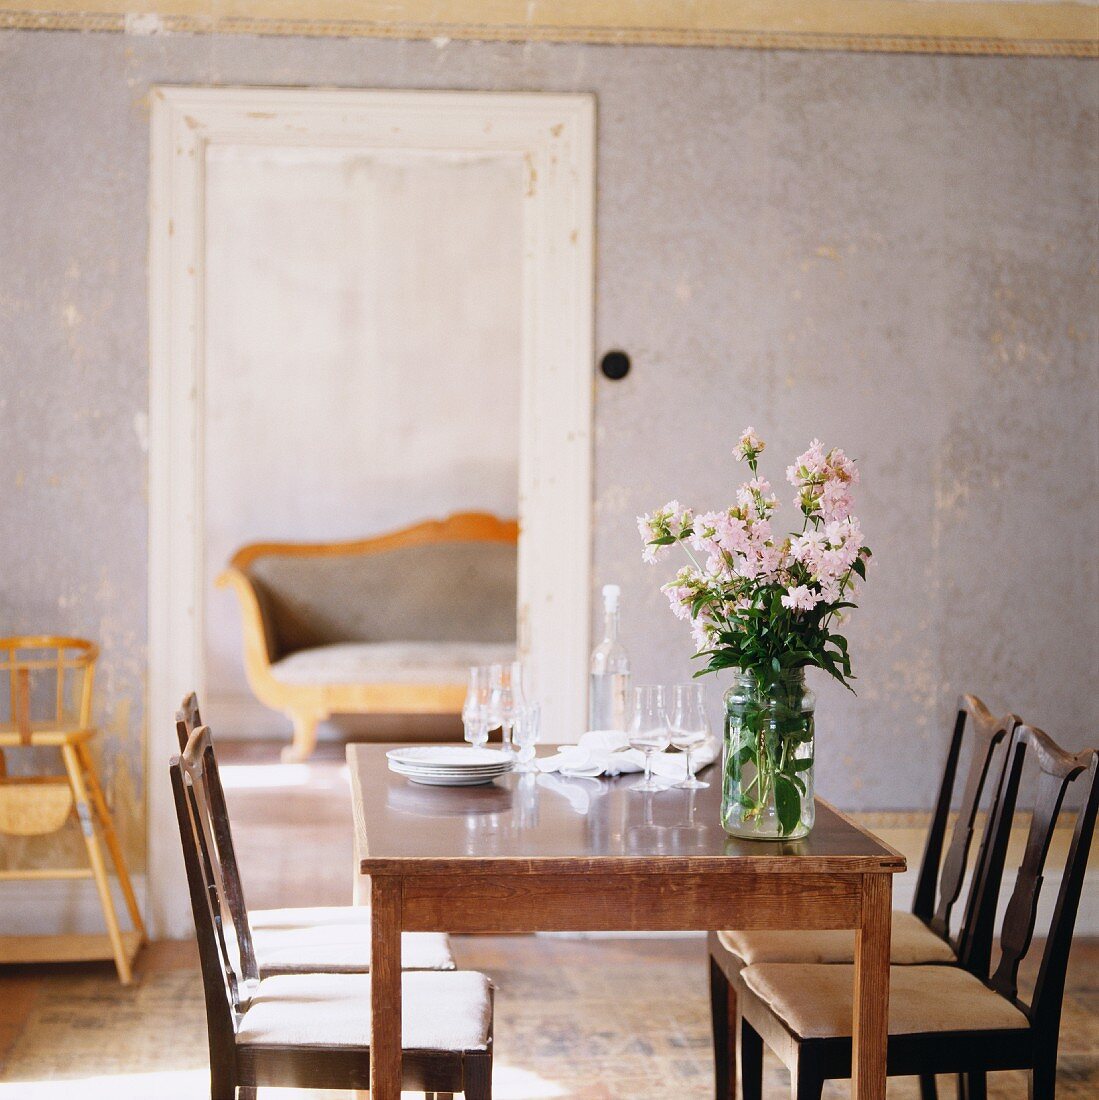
(774, 774, 802, 836)
(791, 757, 813, 772)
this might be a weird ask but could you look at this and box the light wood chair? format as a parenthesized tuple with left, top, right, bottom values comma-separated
(171, 732, 494, 1099)
(176, 694, 454, 974)
(709, 695, 1017, 1099)
(0, 636, 145, 982)
(733, 722, 1099, 1099)
(218, 511, 519, 761)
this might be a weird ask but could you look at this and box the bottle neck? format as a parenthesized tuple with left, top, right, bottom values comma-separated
(602, 607, 620, 643)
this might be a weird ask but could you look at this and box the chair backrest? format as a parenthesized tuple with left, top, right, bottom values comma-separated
(912, 695, 1017, 954)
(170, 748, 244, 1051)
(0, 635, 98, 740)
(178, 690, 202, 749)
(176, 722, 259, 984)
(968, 723, 1099, 1043)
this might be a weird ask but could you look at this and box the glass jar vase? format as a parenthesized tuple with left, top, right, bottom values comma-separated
(722, 668, 815, 840)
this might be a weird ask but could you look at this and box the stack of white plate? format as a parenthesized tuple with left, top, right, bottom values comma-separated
(386, 745, 514, 787)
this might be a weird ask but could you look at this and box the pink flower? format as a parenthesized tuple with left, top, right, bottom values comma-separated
(791, 530, 826, 563)
(638, 500, 693, 563)
(820, 478, 853, 522)
(734, 426, 765, 462)
(781, 584, 820, 612)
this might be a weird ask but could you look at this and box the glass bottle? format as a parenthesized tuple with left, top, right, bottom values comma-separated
(589, 584, 630, 730)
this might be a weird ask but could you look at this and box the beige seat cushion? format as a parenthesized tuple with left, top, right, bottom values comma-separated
(238, 970, 492, 1051)
(254, 925, 454, 974)
(718, 910, 956, 967)
(270, 641, 514, 686)
(250, 905, 375, 931)
(741, 963, 1028, 1039)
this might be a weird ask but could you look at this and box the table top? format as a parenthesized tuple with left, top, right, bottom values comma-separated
(350, 744, 905, 878)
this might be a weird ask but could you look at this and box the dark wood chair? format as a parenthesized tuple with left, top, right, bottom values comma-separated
(176, 693, 454, 974)
(731, 721, 1098, 1099)
(709, 694, 1017, 1099)
(171, 731, 494, 1099)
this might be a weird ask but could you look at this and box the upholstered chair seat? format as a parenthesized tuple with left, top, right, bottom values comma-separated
(740, 962, 1027, 1040)
(252, 921, 455, 974)
(269, 641, 514, 687)
(718, 910, 955, 967)
(249, 905, 380, 930)
(237, 970, 494, 1052)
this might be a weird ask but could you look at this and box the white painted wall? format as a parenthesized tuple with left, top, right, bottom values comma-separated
(201, 146, 523, 728)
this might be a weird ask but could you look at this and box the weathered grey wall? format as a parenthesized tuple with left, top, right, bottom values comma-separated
(1, 31, 1095, 868)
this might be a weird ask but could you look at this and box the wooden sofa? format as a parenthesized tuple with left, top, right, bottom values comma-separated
(218, 512, 518, 761)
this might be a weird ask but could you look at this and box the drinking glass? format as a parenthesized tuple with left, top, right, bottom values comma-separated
(462, 666, 492, 748)
(669, 683, 710, 790)
(626, 685, 670, 793)
(488, 661, 527, 753)
(512, 703, 541, 773)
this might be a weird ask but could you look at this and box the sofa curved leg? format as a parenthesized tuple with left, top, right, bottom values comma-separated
(282, 710, 325, 762)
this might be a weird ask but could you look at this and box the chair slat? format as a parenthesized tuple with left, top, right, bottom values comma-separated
(927, 697, 1014, 948)
(989, 727, 1093, 1006)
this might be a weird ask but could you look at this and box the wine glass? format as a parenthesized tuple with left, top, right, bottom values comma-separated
(669, 683, 710, 790)
(512, 703, 541, 772)
(488, 661, 527, 753)
(462, 666, 492, 748)
(626, 685, 670, 793)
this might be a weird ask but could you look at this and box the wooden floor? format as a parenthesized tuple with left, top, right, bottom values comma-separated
(0, 737, 1095, 1098)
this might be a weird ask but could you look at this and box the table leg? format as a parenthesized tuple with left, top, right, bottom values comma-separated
(852, 873, 891, 1099)
(370, 876, 403, 1100)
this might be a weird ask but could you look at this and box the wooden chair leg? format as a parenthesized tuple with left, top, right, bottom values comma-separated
(283, 709, 324, 762)
(60, 743, 131, 984)
(75, 741, 146, 938)
(1029, 1059, 1056, 1100)
(710, 956, 736, 1100)
(738, 1012, 764, 1100)
(791, 1052, 825, 1100)
(919, 1073, 938, 1099)
(957, 1070, 987, 1100)
(464, 1049, 493, 1099)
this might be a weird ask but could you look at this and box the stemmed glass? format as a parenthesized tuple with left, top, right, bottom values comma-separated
(512, 703, 541, 773)
(462, 666, 492, 748)
(488, 661, 527, 753)
(626, 685, 671, 793)
(669, 683, 710, 790)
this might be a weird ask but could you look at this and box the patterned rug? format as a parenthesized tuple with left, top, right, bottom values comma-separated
(0, 935, 1095, 1098)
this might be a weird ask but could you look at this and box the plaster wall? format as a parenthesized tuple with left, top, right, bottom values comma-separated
(0, 31, 1095, 873)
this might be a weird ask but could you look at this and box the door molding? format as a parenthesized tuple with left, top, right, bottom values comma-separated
(148, 86, 594, 938)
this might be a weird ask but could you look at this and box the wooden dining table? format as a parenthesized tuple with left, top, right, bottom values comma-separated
(349, 744, 905, 1099)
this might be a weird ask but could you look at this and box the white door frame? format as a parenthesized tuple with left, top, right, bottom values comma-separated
(148, 86, 594, 938)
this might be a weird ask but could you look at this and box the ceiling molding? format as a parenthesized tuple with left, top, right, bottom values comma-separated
(1, 0, 1096, 57)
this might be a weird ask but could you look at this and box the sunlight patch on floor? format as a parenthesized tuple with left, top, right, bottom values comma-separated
(492, 1063, 569, 1098)
(216, 765, 349, 792)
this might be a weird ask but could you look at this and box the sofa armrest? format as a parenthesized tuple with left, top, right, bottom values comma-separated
(217, 567, 281, 673)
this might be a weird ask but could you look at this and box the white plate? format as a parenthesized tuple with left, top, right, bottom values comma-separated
(388, 761, 511, 779)
(404, 771, 507, 787)
(387, 746, 513, 768)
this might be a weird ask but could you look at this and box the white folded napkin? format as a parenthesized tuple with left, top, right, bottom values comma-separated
(537, 730, 719, 781)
